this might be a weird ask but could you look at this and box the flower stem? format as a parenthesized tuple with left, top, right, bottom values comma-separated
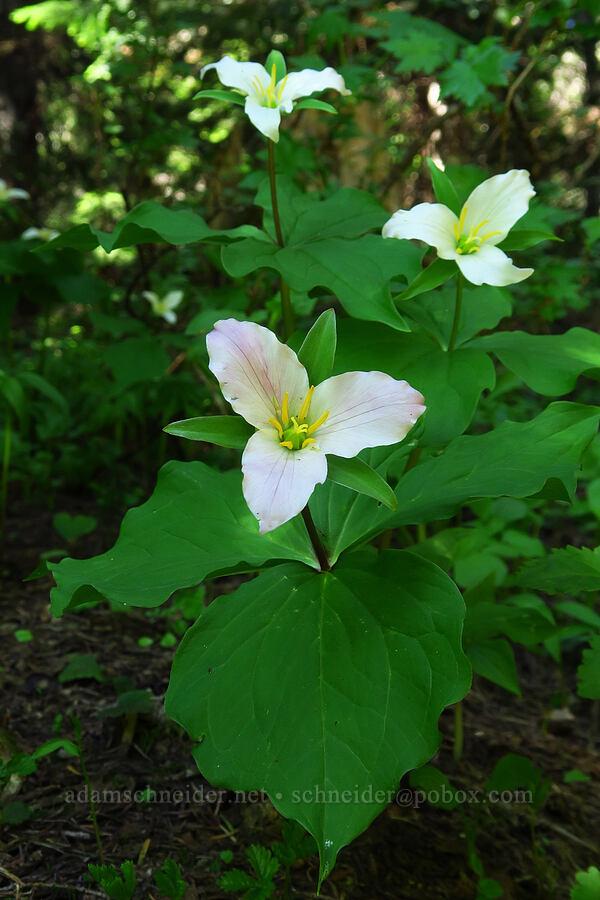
(453, 701, 464, 763)
(448, 272, 464, 352)
(267, 140, 295, 340)
(302, 506, 330, 572)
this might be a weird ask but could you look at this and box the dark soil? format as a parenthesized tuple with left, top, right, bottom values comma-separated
(1, 494, 599, 900)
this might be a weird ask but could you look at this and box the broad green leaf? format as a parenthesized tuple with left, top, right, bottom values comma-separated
(498, 229, 559, 251)
(311, 403, 600, 564)
(45, 201, 267, 253)
(49, 461, 317, 616)
(467, 638, 520, 695)
(294, 98, 337, 114)
(334, 321, 495, 445)
(193, 89, 245, 106)
(297, 309, 337, 386)
(391, 403, 599, 525)
(164, 416, 253, 450)
(0, 373, 26, 422)
(427, 159, 461, 216)
(518, 546, 600, 594)
(571, 866, 600, 900)
(402, 284, 511, 348)
(394, 258, 456, 301)
(555, 600, 600, 630)
(104, 337, 170, 389)
(327, 455, 397, 510)
(222, 234, 415, 330)
(53, 513, 97, 541)
(469, 328, 600, 395)
(463, 601, 555, 647)
(165, 551, 470, 883)
(582, 218, 600, 248)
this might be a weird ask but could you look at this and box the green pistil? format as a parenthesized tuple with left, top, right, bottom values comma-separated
(456, 232, 480, 255)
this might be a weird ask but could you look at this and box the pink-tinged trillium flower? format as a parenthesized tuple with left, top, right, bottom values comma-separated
(200, 55, 350, 143)
(207, 319, 425, 534)
(143, 290, 183, 324)
(382, 170, 536, 287)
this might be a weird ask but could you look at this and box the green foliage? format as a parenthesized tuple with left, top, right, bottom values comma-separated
(220, 845, 280, 899)
(571, 866, 600, 900)
(88, 860, 136, 900)
(166, 551, 470, 881)
(53, 512, 97, 541)
(153, 858, 187, 900)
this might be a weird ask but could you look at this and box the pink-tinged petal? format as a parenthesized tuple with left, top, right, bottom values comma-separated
(207, 319, 309, 429)
(309, 372, 425, 458)
(462, 170, 535, 242)
(245, 98, 282, 142)
(455, 243, 533, 286)
(382, 203, 457, 258)
(242, 430, 327, 534)
(201, 56, 268, 101)
(277, 67, 350, 105)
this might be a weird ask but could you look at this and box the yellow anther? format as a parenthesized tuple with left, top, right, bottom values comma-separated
(457, 204, 468, 234)
(270, 63, 277, 90)
(280, 440, 294, 450)
(453, 221, 460, 241)
(281, 392, 289, 425)
(479, 230, 502, 243)
(301, 438, 317, 449)
(268, 417, 283, 439)
(290, 416, 308, 434)
(298, 386, 314, 423)
(307, 409, 329, 435)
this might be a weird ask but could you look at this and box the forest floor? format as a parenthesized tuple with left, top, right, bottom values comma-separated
(1, 493, 599, 900)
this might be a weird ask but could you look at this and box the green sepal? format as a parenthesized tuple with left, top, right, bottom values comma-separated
(395, 258, 456, 302)
(326, 455, 398, 510)
(297, 309, 337, 386)
(427, 159, 461, 216)
(264, 50, 286, 83)
(163, 415, 253, 449)
(193, 89, 245, 106)
(497, 229, 561, 251)
(294, 98, 338, 114)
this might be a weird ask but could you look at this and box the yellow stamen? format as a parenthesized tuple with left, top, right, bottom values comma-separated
(268, 417, 283, 439)
(280, 440, 293, 450)
(472, 219, 489, 236)
(457, 204, 468, 234)
(478, 230, 503, 242)
(270, 63, 277, 92)
(298, 386, 314, 423)
(276, 73, 288, 103)
(453, 221, 460, 241)
(301, 438, 317, 449)
(307, 409, 329, 435)
(281, 392, 289, 425)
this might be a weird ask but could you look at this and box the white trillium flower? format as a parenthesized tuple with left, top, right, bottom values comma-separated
(383, 170, 536, 287)
(207, 318, 425, 534)
(143, 290, 183, 324)
(200, 54, 350, 142)
(0, 179, 29, 202)
(22, 226, 60, 242)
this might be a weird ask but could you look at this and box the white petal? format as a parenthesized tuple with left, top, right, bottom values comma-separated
(201, 55, 268, 101)
(244, 98, 282, 141)
(455, 243, 533, 286)
(382, 203, 457, 258)
(277, 67, 350, 105)
(21, 228, 40, 240)
(9, 188, 30, 200)
(206, 319, 309, 430)
(163, 290, 183, 310)
(309, 372, 425, 459)
(462, 170, 535, 243)
(162, 310, 177, 324)
(242, 430, 327, 534)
